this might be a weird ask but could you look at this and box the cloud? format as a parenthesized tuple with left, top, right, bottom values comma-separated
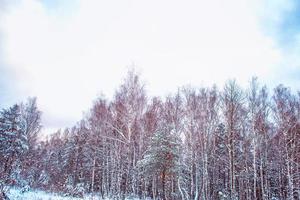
(259, 0, 300, 45)
(0, 0, 291, 134)
(256, 0, 300, 91)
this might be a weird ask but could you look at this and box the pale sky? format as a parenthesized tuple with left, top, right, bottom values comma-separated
(0, 0, 300, 134)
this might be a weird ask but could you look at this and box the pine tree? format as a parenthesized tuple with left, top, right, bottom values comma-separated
(138, 128, 181, 200)
(0, 104, 28, 186)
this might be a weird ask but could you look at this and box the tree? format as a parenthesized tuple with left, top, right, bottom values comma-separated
(272, 85, 300, 200)
(21, 97, 42, 148)
(182, 86, 219, 200)
(221, 80, 245, 199)
(247, 78, 271, 199)
(20, 97, 42, 187)
(110, 69, 147, 197)
(138, 128, 182, 200)
(0, 104, 28, 187)
(3, 72, 299, 199)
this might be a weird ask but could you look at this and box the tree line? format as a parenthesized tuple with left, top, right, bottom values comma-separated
(0, 71, 299, 200)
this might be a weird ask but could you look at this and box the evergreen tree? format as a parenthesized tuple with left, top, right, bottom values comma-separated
(138, 128, 181, 200)
(0, 104, 28, 186)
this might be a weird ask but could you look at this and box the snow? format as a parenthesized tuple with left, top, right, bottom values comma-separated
(7, 188, 99, 200)
(7, 188, 142, 200)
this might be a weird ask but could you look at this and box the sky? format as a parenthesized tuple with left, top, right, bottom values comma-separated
(0, 0, 300, 134)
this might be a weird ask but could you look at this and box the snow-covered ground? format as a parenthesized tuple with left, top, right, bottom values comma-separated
(7, 188, 142, 200)
(7, 188, 100, 200)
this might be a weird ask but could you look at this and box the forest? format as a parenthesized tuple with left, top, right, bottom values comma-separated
(0, 70, 299, 200)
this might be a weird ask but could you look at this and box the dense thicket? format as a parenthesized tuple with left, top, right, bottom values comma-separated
(0, 72, 299, 200)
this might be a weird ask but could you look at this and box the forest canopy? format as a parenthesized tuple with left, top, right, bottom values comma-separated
(0, 71, 299, 200)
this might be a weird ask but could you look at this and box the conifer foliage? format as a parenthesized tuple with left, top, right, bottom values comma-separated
(138, 129, 182, 200)
(0, 104, 28, 186)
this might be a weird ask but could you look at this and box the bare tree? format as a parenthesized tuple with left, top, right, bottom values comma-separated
(221, 80, 245, 199)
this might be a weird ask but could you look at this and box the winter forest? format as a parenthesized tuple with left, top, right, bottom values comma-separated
(0, 70, 300, 200)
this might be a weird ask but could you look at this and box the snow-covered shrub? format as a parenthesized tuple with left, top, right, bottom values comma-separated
(38, 170, 49, 187)
(21, 185, 30, 193)
(64, 182, 85, 198)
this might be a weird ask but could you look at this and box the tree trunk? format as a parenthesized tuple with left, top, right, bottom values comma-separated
(253, 137, 257, 200)
(162, 169, 166, 200)
(91, 156, 96, 193)
(152, 177, 156, 200)
(229, 136, 235, 199)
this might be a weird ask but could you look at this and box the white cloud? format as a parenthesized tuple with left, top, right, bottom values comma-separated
(0, 0, 284, 133)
